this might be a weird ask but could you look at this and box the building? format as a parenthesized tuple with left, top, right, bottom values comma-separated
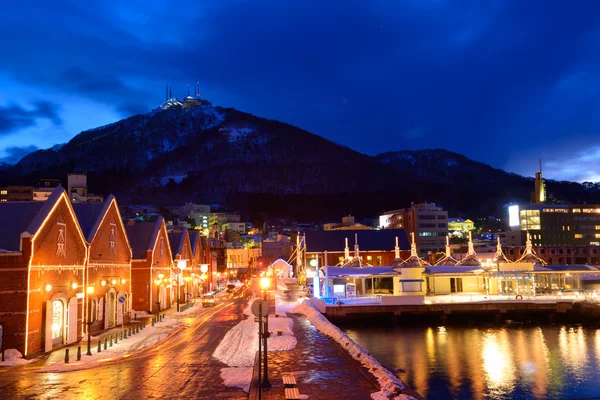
(225, 247, 262, 278)
(0, 187, 87, 356)
(262, 235, 294, 267)
(380, 202, 448, 257)
(178, 204, 211, 230)
(0, 186, 34, 202)
(34, 179, 61, 202)
(208, 213, 241, 230)
(222, 222, 246, 235)
(304, 229, 410, 268)
(67, 173, 103, 203)
(448, 218, 475, 234)
(126, 217, 174, 314)
(188, 230, 210, 296)
(167, 228, 194, 307)
(73, 195, 133, 334)
(323, 215, 373, 231)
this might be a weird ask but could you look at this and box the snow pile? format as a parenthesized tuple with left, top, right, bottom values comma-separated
(291, 300, 414, 400)
(0, 349, 33, 366)
(214, 299, 297, 392)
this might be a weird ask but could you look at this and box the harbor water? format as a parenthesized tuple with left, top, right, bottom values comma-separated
(341, 322, 600, 399)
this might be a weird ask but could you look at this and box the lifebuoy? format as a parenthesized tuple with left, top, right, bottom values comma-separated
(515, 295, 523, 300)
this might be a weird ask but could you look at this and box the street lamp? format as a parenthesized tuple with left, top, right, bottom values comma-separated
(176, 260, 187, 312)
(260, 277, 272, 388)
(154, 273, 164, 317)
(184, 276, 192, 305)
(86, 285, 94, 355)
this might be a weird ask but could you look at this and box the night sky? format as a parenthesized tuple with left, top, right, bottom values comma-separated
(1, 1, 600, 182)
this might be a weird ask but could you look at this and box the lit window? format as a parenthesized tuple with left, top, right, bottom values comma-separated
(572, 209, 581, 213)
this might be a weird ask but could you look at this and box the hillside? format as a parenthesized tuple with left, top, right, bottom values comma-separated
(2, 103, 599, 221)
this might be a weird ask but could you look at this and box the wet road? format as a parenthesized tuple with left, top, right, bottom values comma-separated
(0, 292, 250, 400)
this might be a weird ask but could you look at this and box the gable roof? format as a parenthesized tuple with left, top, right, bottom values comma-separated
(189, 230, 200, 256)
(305, 229, 409, 253)
(72, 198, 109, 242)
(168, 228, 188, 259)
(126, 216, 164, 259)
(0, 186, 78, 252)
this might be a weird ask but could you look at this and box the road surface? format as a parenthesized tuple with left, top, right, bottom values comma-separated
(0, 292, 250, 400)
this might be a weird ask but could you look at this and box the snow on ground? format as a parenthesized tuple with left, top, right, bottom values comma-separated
(39, 316, 183, 372)
(220, 367, 254, 393)
(213, 296, 297, 392)
(291, 299, 415, 400)
(0, 349, 33, 366)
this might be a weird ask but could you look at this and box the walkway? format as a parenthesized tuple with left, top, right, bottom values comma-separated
(253, 314, 379, 400)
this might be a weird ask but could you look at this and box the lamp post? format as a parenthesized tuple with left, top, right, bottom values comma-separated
(260, 276, 272, 388)
(86, 285, 94, 356)
(184, 276, 191, 306)
(154, 273, 164, 317)
(200, 265, 208, 295)
(176, 260, 187, 312)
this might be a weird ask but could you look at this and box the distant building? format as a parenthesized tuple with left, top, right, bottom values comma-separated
(262, 235, 294, 266)
(0, 186, 33, 201)
(67, 173, 103, 203)
(507, 169, 600, 247)
(178, 204, 211, 230)
(209, 213, 241, 230)
(448, 218, 475, 234)
(323, 215, 373, 231)
(380, 202, 448, 257)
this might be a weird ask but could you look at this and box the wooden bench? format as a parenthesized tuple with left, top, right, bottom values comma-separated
(282, 374, 297, 388)
(284, 387, 300, 400)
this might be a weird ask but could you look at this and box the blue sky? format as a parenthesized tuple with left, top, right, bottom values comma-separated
(1, 1, 600, 182)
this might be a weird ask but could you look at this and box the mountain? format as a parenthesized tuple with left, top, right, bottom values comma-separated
(2, 102, 599, 221)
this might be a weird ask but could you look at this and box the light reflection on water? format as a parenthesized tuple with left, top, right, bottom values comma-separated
(343, 324, 600, 400)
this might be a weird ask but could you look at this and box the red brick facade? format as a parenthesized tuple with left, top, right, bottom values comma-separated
(130, 219, 173, 315)
(85, 198, 132, 334)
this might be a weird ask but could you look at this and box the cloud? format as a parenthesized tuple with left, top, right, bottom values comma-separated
(0, 101, 62, 135)
(0, 145, 39, 164)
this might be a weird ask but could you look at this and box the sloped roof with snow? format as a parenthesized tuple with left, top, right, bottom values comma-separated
(126, 217, 164, 259)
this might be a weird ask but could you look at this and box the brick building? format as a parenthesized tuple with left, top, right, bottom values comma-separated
(167, 228, 193, 308)
(189, 230, 211, 296)
(0, 187, 87, 356)
(127, 217, 174, 315)
(73, 195, 132, 334)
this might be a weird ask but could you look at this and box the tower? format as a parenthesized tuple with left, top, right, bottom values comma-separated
(531, 160, 546, 204)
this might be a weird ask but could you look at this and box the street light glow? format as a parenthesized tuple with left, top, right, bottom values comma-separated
(260, 277, 270, 290)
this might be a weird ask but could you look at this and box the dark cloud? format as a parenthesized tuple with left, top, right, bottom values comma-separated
(1, 1, 600, 180)
(0, 145, 39, 164)
(0, 101, 62, 135)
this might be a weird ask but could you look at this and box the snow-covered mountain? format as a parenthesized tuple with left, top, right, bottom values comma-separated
(2, 103, 599, 218)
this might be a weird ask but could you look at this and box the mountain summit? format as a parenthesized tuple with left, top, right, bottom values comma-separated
(2, 101, 599, 219)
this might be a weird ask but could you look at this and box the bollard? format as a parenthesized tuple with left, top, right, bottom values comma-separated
(77, 346, 81, 361)
(104, 337, 107, 350)
(115, 334, 118, 344)
(152, 317, 155, 327)
(98, 341, 102, 353)
(121, 330, 124, 340)
(64, 348, 69, 364)
(129, 327, 132, 336)
(136, 325, 139, 334)
(110, 335, 113, 347)
(124, 329, 128, 339)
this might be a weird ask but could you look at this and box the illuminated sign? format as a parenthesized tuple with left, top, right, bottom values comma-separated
(508, 205, 520, 227)
(379, 215, 390, 229)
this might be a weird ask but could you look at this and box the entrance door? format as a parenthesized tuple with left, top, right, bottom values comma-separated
(116, 291, 124, 325)
(107, 292, 116, 328)
(51, 300, 64, 346)
(67, 297, 78, 344)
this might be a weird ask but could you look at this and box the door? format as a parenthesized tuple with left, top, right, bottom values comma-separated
(51, 300, 64, 346)
(106, 292, 116, 328)
(67, 297, 78, 344)
(116, 291, 124, 325)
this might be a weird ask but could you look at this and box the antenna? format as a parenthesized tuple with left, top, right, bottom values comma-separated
(539, 159, 542, 175)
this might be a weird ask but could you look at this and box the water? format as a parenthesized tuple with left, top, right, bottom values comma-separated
(342, 323, 600, 400)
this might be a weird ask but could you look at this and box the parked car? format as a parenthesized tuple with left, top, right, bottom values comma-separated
(202, 294, 217, 307)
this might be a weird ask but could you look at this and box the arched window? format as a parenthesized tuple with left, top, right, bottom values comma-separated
(123, 293, 130, 313)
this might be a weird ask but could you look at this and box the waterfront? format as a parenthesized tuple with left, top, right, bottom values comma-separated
(342, 322, 600, 400)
